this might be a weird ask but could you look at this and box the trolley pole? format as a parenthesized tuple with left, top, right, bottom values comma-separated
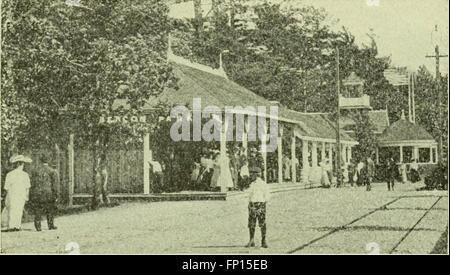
(336, 47, 342, 187)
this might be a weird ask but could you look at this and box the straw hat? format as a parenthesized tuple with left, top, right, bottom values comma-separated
(10, 155, 32, 163)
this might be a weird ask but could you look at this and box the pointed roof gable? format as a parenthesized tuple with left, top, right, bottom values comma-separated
(378, 116, 436, 145)
(113, 54, 357, 144)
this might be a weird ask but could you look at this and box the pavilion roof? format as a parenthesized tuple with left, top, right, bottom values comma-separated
(113, 59, 357, 144)
(378, 116, 436, 145)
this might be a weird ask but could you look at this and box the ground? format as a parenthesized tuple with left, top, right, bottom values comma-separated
(1, 182, 448, 254)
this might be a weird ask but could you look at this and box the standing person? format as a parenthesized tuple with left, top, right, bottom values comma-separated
(282, 155, 291, 181)
(239, 159, 250, 190)
(199, 151, 214, 191)
(409, 159, 420, 183)
(319, 159, 330, 187)
(217, 153, 234, 191)
(248, 147, 264, 173)
(191, 161, 201, 189)
(292, 155, 299, 183)
(386, 157, 396, 191)
(356, 159, 365, 186)
(342, 163, 349, 184)
(348, 160, 356, 187)
(229, 150, 239, 189)
(399, 162, 408, 184)
(29, 154, 60, 231)
(365, 156, 375, 191)
(1, 155, 32, 232)
(210, 151, 220, 190)
(245, 167, 270, 248)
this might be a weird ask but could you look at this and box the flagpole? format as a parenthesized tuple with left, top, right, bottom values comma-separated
(336, 47, 342, 187)
(412, 73, 416, 123)
(408, 73, 412, 122)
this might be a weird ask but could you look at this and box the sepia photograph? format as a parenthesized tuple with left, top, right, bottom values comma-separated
(0, 0, 448, 258)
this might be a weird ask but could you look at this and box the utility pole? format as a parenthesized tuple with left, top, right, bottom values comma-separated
(426, 44, 448, 164)
(336, 47, 342, 187)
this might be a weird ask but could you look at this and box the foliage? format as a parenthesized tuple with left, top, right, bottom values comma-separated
(424, 162, 448, 190)
(170, 0, 395, 114)
(414, 65, 448, 161)
(1, 0, 177, 205)
(352, 111, 378, 162)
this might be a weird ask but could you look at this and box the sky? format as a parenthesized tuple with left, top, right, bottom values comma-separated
(169, 0, 449, 74)
(297, 0, 449, 74)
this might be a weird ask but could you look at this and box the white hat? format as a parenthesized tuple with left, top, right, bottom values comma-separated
(10, 155, 32, 163)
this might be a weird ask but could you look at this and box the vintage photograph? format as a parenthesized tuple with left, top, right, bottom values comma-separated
(1, 0, 448, 256)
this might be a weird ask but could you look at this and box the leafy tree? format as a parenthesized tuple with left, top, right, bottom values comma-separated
(414, 65, 448, 161)
(171, 0, 395, 115)
(1, 0, 176, 207)
(352, 111, 378, 162)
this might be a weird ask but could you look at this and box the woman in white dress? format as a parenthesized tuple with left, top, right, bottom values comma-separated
(217, 153, 234, 191)
(399, 163, 408, 184)
(210, 152, 221, 189)
(1, 155, 32, 231)
(320, 159, 330, 187)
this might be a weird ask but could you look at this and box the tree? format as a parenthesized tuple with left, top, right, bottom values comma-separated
(1, 0, 177, 207)
(170, 0, 394, 114)
(414, 65, 448, 161)
(352, 111, 378, 162)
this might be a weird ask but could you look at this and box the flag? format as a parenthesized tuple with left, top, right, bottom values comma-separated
(383, 68, 409, 86)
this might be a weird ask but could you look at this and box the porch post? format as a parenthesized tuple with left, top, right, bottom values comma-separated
(301, 140, 309, 185)
(399, 145, 403, 163)
(429, 147, 433, 163)
(413, 147, 419, 161)
(348, 145, 352, 163)
(291, 134, 296, 183)
(68, 134, 75, 207)
(321, 142, 326, 164)
(143, 133, 150, 194)
(328, 143, 333, 168)
(261, 133, 267, 183)
(311, 142, 318, 168)
(220, 119, 228, 192)
(243, 117, 248, 157)
(277, 125, 283, 184)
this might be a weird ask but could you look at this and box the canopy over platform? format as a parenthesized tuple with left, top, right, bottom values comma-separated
(112, 55, 356, 145)
(376, 111, 437, 165)
(378, 111, 436, 147)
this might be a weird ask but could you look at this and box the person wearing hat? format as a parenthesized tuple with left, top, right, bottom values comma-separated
(246, 166, 270, 248)
(1, 155, 32, 232)
(386, 157, 397, 191)
(409, 158, 420, 183)
(29, 154, 60, 231)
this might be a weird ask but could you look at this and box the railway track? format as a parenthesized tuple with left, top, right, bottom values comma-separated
(287, 195, 445, 254)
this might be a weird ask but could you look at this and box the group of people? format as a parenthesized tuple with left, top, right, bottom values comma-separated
(319, 155, 422, 191)
(191, 147, 260, 192)
(319, 156, 377, 190)
(1, 154, 60, 232)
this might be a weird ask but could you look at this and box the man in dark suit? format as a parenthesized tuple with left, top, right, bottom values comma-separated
(29, 155, 60, 231)
(386, 157, 397, 191)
